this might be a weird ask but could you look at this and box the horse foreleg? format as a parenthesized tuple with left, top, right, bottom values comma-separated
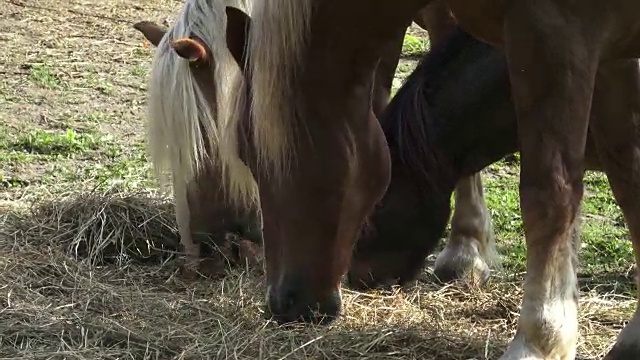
(416, 0, 499, 287)
(434, 173, 498, 285)
(174, 179, 200, 280)
(590, 59, 640, 360)
(412, 0, 455, 47)
(373, 0, 455, 119)
(498, 2, 599, 359)
(372, 21, 409, 119)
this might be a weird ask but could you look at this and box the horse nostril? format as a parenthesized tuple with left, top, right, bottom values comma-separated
(267, 273, 341, 325)
(267, 276, 304, 322)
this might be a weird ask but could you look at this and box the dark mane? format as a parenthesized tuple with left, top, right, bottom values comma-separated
(380, 27, 498, 196)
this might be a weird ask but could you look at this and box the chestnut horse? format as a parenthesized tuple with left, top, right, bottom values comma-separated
(218, 1, 640, 360)
(136, 0, 497, 286)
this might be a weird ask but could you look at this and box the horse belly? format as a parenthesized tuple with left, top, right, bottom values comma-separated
(447, 0, 504, 46)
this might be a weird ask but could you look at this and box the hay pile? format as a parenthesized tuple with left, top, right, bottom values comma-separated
(0, 189, 633, 359)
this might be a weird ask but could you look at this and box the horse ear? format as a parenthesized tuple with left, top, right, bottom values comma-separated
(225, 6, 251, 71)
(133, 21, 167, 47)
(170, 37, 209, 63)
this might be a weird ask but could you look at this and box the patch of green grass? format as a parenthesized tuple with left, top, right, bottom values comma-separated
(0, 123, 152, 191)
(8, 129, 104, 157)
(129, 64, 148, 77)
(96, 158, 154, 187)
(43, 153, 154, 192)
(390, 60, 419, 97)
(28, 64, 65, 89)
(0, 145, 42, 190)
(81, 74, 117, 96)
(96, 81, 115, 96)
(0, 152, 31, 163)
(0, 174, 32, 189)
(133, 47, 152, 58)
(481, 160, 525, 272)
(84, 112, 111, 123)
(580, 172, 633, 274)
(402, 34, 428, 57)
(479, 159, 632, 278)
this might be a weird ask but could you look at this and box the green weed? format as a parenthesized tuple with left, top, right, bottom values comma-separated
(28, 64, 65, 89)
(402, 34, 428, 57)
(10, 129, 103, 157)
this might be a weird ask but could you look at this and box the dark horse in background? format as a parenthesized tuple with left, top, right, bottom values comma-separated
(217, 0, 640, 359)
(371, 1, 498, 288)
(135, 0, 497, 287)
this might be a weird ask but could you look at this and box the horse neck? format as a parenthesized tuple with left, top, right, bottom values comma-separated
(380, 81, 456, 206)
(432, 37, 519, 177)
(381, 27, 519, 201)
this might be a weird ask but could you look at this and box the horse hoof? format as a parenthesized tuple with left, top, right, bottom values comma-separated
(497, 333, 576, 360)
(433, 264, 489, 286)
(433, 243, 490, 286)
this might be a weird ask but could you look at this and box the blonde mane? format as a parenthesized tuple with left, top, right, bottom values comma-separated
(147, 0, 314, 210)
(231, 0, 312, 180)
(147, 0, 256, 207)
(215, 0, 314, 207)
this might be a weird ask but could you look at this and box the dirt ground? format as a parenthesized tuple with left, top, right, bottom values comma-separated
(0, 0, 635, 359)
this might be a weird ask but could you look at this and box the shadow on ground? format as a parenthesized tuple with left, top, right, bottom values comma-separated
(0, 189, 630, 359)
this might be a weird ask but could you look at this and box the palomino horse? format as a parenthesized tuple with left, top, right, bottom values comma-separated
(133, 0, 262, 277)
(218, 2, 640, 360)
(135, 0, 496, 286)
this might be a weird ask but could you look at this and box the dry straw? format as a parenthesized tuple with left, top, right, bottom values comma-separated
(0, 187, 633, 359)
(0, 0, 634, 356)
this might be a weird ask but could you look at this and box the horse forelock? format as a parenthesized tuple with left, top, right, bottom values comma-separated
(246, 0, 313, 179)
(147, 0, 258, 207)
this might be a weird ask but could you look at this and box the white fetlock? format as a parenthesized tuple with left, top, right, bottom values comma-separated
(499, 334, 547, 360)
(500, 296, 578, 360)
(499, 331, 577, 360)
(433, 239, 490, 285)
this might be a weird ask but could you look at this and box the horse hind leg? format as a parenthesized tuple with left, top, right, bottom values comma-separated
(590, 59, 640, 360)
(434, 173, 499, 286)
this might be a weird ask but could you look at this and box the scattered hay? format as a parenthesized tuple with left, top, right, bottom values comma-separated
(0, 187, 634, 359)
(1, 0, 631, 357)
(2, 188, 260, 274)
(3, 188, 180, 266)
